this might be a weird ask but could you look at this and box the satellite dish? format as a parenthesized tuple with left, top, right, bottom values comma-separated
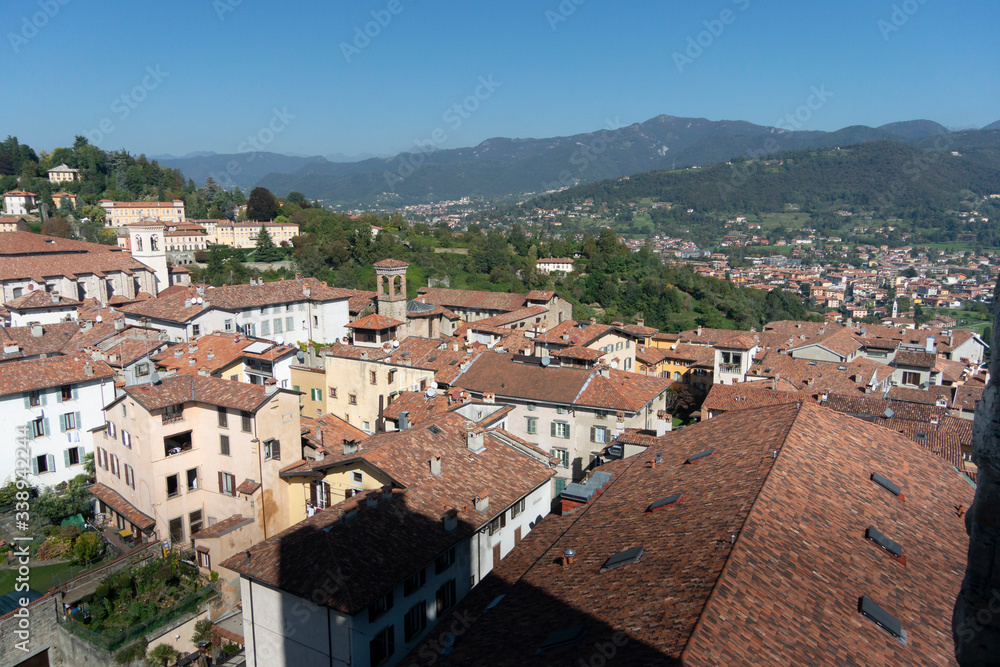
(392, 339, 400, 348)
(425, 386, 435, 398)
(95, 315, 103, 323)
(540, 357, 550, 367)
(275, 336, 285, 346)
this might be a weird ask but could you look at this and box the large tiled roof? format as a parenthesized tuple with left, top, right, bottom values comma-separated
(789, 327, 864, 358)
(338, 288, 376, 315)
(533, 320, 614, 346)
(372, 258, 409, 269)
(120, 278, 351, 323)
(458, 352, 669, 411)
(415, 403, 973, 665)
(749, 352, 893, 394)
(0, 232, 156, 283)
(893, 351, 937, 369)
(153, 333, 296, 377)
(951, 385, 984, 412)
(345, 313, 403, 330)
(122, 374, 276, 413)
(0, 321, 79, 361)
(885, 385, 951, 406)
(5, 291, 80, 311)
(822, 392, 948, 423)
(702, 383, 810, 413)
(474, 306, 549, 328)
(416, 287, 538, 313)
(0, 353, 113, 397)
(381, 391, 453, 426)
(222, 412, 555, 614)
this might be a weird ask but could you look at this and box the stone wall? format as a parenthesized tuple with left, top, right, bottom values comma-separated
(0, 595, 59, 667)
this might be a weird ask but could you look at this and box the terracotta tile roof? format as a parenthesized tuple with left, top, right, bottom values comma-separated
(90, 483, 155, 531)
(458, 351, 669, 411)
(662, 343, 716, 366)
(702, 383, 810, 413)
(121, 278, 351, 323)
(235, 479, 261, 495)
(619, 323, 658, 337)
(790, 327, 864, 358)
(716, 333, 759, 350)
(885, 385, 951, 406)
(0, 232, 156, 283)
(299, 413, 369, 456)
(951, 385, 984, 412)
(749, 352, 892, 394)
(0, 321, 79, 361)
(893, 351, 937, 369)
(536, 257, 573, 264)
(533, 320, 614, 346)
(382, 391, 453, 426)
(345, 313, 403, 330)
(416, 287, 539, 313)
(474, 306, 549, 327)
(525, 290, 555, 302)
(372, 258, 409, 269)
(548, 346, 604, 361)
(822, 392, 948, 423)
(635, 346, 669, 366)
(339, 288, 376, 315)
(153, 333, 296, 377)
(0, 353, 113, 397)
(191, 514, 254, 539)
(677, 326, 744, 346)
(5, 291, 80, 310)
(222, 412, 555, 614)
(417, 403, 973, 665)
(123, 375, 276, 413)
(935, 357, 968, 383)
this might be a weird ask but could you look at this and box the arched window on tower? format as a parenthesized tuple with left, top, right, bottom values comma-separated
(135, 236, 143, 251)
(150, 235, 159, 251)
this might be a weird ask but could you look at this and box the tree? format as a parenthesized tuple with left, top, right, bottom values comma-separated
(246, 187, 280, 222)
(192, 618, 214, 649)
(254, 226, 283, 262)
(73, 531, 102, 564)
(41, 216, 72, 238)
(147, 643, 178, 667)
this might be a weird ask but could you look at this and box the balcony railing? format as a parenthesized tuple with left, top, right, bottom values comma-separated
(719, 363, 742, 373)
(162, 413, 183, 425)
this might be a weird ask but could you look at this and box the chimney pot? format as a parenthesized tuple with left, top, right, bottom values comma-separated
(429, 456, 442, 476)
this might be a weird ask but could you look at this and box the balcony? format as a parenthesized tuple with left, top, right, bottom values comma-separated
(162, 405, 184, 424)
(719, 363, 742, 374)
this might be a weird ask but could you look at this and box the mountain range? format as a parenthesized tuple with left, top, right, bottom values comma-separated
(157, 116, 1000, 205)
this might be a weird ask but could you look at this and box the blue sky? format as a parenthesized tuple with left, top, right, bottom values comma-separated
(3, 0, 997, 158)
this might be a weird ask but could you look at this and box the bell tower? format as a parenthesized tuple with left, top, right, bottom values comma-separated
(128, 221, 168, 295)
(373, 258, 409, 323)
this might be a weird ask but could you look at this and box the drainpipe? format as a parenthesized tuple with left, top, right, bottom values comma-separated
(253, 413, 267, 540)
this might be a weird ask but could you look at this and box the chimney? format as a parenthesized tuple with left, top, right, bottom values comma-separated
(589, 317, 597, 325)
(925, 335, 936, 354)
(467, 428, 485, 453)
(188, 357, 196, 366)
(429, 456, 442, 477)
(174, 348, 183, 358)
(31, 324, 44, 337)
(206, 349, 215, 360)
(473, 494, 490, 512)
(50, 292, 59, 304)
(295, 272, 302, 281)
(343, 440, 359, 455)
(185, 298, 192, 307)
(452, 340, 459, 352)
(83, 363, 94, 377)
(562, 548, 576, 566)
(599, 365, 610, 379)
(562, 333, 570, 341)
(398, 411, 410, 431)
(697, 325, 703, 337)
(197, 367, 211, 376)
(443, 509, 459, 533)
(366, 492, 379, 509)
(114, 318, 125, 331)
(381, 486, 392, 502)
(637, 318, 645, 327)
(360, 351, 369, 360)
(483, 392, 495, 405)
(656, 410, 671, 437)
(616, 411, 626, 433)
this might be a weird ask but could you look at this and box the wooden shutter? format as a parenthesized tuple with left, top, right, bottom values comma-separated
(23, 394, 30, 409)
(590, 426, 596, 443)
(272, 440, 280, 461)
(57, 389, 63, 403)
(75, 412, 82, 429)
(218, 471, 224, 494)
(41, 392, 47, 406)
(42, 417, 50, 437)
(72, 386, 79, 400)
(31, 456, 38, 475)
(550, 421, 556, 437)
(514, 527, 522, 546)
(64, 450, 71, 467)
(310, 481, 318, 506)
(46, 454, 55, 473)
(60, 414, 67, 433)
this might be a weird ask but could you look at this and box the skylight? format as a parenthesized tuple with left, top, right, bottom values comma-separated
(858, 596, 906, 642)
(647, 494, 681, 512)
(871, 472, 902, 496)
(865, 526, 903, 558)
(601, 546, 643, 572)
(883, 408, 895, 419)
(537, 625, 587, 654)
(428, 425, 443, 434)
(685, 448, 715, 464)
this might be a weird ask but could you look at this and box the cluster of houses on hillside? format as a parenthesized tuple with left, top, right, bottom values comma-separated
(0, 234, 988, 665)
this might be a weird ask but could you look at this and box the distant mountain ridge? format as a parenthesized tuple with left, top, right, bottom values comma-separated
(160, 116, 999, 204)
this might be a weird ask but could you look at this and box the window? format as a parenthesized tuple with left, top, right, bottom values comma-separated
(163, 404, 183, 423)
(224, 319, 233, 332)
(591, 426, 608, 444)
(369, 591, 393, 623)
(261, 321, 270, 336)
(122, 430, 132, 449)
(511, 498, 525, 518)
(30, 417, 46, 438)
(369, 625, 394, 667)
(556, 407, 567, 415)
(286, 316, 293, 331)
(135, 361, 150, 377)
(526, 417, 537, 435)
(190, 510, 204, 536)
(352, 471, 364, 484)
(218, 407, 228, 428)
(34, 454, 54, 474)
(109, 454, 119, 477)
(551, 421, 570, 439)
(349, 394, 357, 406)
(191, 324, 200, 337)
(60, 385, 73, 401)
(241, 411, 252, 432)
(902, 371, 921, 386)
(124, 464, 134, 489)
(273, 318, 282, 333)
(404, 601, 427, 641)
(369, 370, 378, 385)
(387, 370, 396, 384)
(526, 403, 536, 412)
(27, 390, 41, 407)
(219, 472, 235, 497)
(435, 579, 457, 615)
(66, 447, 80, 466)
(553, 448, 570, 468)
(329, 387, 337, 398)
(488, 513, 507, 536)
(166, 474, 180, 498)
(264, 439, 281, 461)
(61, 412, 78, 431)
(108, 421, 116, 439)
(168, 517, 184, 544)
(310, 388, 322, 401)
(220, 435, 230, 456)
(420, 379, 427, 391)
(121, 403, 127, 417)
(404, 569, 426, 596)
(313, 315, 319, 326)
(187, 468, 199, 491)
(435, 547, 456, 574)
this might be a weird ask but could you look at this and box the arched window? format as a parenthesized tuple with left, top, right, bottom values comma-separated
(135, 237, 143, 251)
(150, 235, 159, 251)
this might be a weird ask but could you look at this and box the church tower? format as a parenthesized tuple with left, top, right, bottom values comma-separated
(128, 221, 168, 296)
(373, 259, 409, 323)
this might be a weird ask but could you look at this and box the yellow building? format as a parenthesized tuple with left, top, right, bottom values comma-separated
(291, 363, 327, 417)
(213, 221, 299, 249)
(47, 163, 81, 183)
(100, 199, 186, 227)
